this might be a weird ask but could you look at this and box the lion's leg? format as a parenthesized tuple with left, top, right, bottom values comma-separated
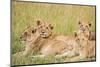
(23, 44, 33, 56)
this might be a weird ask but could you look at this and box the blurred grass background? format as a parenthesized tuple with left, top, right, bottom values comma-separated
(12, 1, 96, 65)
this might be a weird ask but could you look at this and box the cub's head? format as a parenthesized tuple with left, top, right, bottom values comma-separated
(78, 21, 91, 32)
(78, 21, 92, 39)
(74, 31, 88, 47)
(20, 26, 36, 42)
(35, 20, 53, 38)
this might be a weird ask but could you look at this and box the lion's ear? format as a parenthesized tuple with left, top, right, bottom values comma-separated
(37, 20, 42, 26)
(88, 22, 92, 27)
(78, 21, 81, 25)
(49, 24, 53, 29)
(74, 32, 77, 37)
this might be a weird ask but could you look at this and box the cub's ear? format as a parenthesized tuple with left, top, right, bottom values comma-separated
(49, 24, 53, 29)
(88, 22, 92, 27)
(78, 21, 81, 25)
(74, 32, 77, 37)
(37, 20, 42, 26)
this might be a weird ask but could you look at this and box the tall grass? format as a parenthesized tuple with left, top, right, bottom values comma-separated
(12, 1, 96, 65)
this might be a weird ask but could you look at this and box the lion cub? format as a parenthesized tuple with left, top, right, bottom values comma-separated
(75, 32, 96, 58)
(78, 21, 95, 40)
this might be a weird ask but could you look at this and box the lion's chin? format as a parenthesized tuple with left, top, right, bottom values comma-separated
(41, 34, 51, 39)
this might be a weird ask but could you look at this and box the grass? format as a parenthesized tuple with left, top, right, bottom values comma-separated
(11, 1, 96, 66)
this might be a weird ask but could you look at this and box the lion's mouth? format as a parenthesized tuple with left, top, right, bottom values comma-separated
(40, 33, 51, 38)
(20, 37, 26, 41)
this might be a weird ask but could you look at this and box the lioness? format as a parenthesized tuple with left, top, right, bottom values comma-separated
(75, 32, 96, 58)
(78, 21, 96, 40)
(20, 20, 79, 57)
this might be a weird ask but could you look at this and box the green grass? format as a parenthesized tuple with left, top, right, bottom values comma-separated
(12, 1, 96, 66)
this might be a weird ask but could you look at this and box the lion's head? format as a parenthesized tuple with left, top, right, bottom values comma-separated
(35, 20, 53, 38)
(78, 21, 92, 39)
(20, 26, 36, 42)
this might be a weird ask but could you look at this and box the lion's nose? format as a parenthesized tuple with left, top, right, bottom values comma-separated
(83, 29, 85, 32)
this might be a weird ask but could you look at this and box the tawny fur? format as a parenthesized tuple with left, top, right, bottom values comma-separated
(78, 21, 96, 41)
(75, 32, 95, 58)
(20, 20, 79, 57)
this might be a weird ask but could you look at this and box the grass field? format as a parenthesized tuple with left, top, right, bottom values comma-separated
(12, 1, 96, 66)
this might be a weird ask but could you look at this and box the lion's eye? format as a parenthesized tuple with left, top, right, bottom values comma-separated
(46, 27, 48, 29)
(86, 25, 88, 28)
(86, 26, 89, 30)
(81, 25, 83, 27)
(78, 38, 79, 40)
(77, 38, 79, 41)
(32, 29, 36, 33)
(40, 26, 43, 28)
